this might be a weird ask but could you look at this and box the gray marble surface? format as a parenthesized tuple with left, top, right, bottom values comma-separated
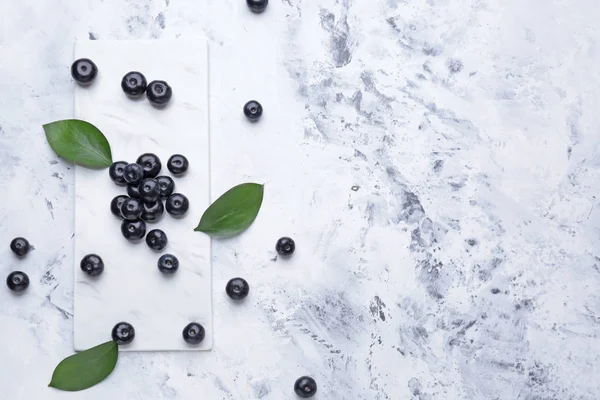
(1, 0, 600, 399)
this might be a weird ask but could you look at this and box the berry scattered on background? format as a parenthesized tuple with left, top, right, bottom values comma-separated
(10, 237, 30, 257)
(121, 71, 148, 98)
(71, 58, 98, 86)
(243, 100, 263, 121)
(111, 322, 135, 345)
(6, 271, 29, 292)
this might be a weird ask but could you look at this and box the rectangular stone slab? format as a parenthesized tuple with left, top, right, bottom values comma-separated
(73, 39, 212, 351)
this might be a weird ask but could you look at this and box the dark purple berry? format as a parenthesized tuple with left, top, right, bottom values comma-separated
(156, 176, 175, 198)
(110, 195, 129, 219)
(109, 161, 128, 186)
(294, 377, 317, 398)
(121, 219, 146, 242)
(80, 254, 104, 277)
(276, 237, 295, 256)
(120, 198, 143, 220)
(226, 277, 250, 300)
(141, 200, 164, 222)
(247, 0, 268, 13)
(157, 254, 179, 274)
(121, 71, 147, 98)
(136, 153, 162, 178)
(182, 322, 205, 345)
(71, 58, 98, 86)
(243, 100, 263, 121)
(146, 229, 167, 251)
(123, 163, 144, 185)
(166, 193, 189, 217)
(6, 271, 29, 292)
(147, 80, 172, 108)
(10, 237, 30, 257)
(167, 154, 189, 176)
(112, 322, 135, 345)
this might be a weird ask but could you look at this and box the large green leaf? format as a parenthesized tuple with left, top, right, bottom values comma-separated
(48, 341, 118, 392)
(195, 183, 264, 237)
(43, 119, 113, 168)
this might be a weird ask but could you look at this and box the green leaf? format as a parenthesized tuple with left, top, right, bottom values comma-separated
(48, 341, 118, 392)
(43, 119, 113, 168)
(195, 183, 264, 237)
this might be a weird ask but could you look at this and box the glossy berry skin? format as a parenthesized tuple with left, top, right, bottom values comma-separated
(80, 254, 104, 277)
(276, 237, 295, 256)
(71, 58, 98, 86)
(127, 184, 141, 199)
(147, 80, 172, 108)
(141, 200, 164, 222)
(146, 229, 167, 251)
(156, 176, 175, 198)
(167, 154, 189, 176)
(247, 0, 268, 13)
(112, 322, 135, 345)
(136, 153, 162, 178)
(182, 322, 205, 345)
(166, 193, 189, 217)
(10, 237, 30, 257)
(121, 219, 146, 242)
(294, 377, 317, 398)
(226, 277, 250, 300)
(109, 161, 128, 186)
(123, 163, 144, 185)
(120, 198, 143, 220)
(243, 100, 263, 121)
(110, 195, 129, 219)
(157, 254, 179, 274)
(6, 271, 29, 292)
(139, 178, 161, 203)
(121, 71, 147, 98)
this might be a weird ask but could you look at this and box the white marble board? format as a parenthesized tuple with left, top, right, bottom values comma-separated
(73, 39, 212, 352)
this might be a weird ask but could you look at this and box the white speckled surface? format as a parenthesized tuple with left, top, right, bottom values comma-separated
(1, 0, 600, 399)
(73, 39, 212, 352)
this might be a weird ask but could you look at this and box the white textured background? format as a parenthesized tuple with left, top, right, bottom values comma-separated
(1, 0, 600, 399)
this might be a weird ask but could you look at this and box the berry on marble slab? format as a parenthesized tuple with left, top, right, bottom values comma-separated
(109, 161, 128, 186)
(166, 193, 189, 217)
(71, 58, 98, 86)
(146, 229, 168, 251)
(182, 322, 205, 345)
(276, 237, 295, 256)
(294, 376, 317, 398)
(123, 163, 144, 185)
(167, 154, 189, 176)
(10, 237, 30, 257)
(121, 71, 147, 98)
(141, 200, 164, 223)
(120, 198, 143, 221)
(136, 153, 162, 178)
(127, 183, 141, 199)
(146, 80, 172, 108)
(156, 176, 175, 198)
(247, 0, 268, 13)
(80, 254, 104, 277)
(226, 277, 250, 300)
(138, 178, 161, 203)
(157, 254, 179, 274)
(110, 195, 129, 219)
(121, 219, 146, 242)
(243, 100, 263, 121)
(6, 271, 29, 292)
(111, 322, 135, 345)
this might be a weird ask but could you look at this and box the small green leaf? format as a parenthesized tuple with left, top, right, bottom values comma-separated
(49, 341, 118, 392)
(43, 119, 113, 168)
(195, 183, 264, 237)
